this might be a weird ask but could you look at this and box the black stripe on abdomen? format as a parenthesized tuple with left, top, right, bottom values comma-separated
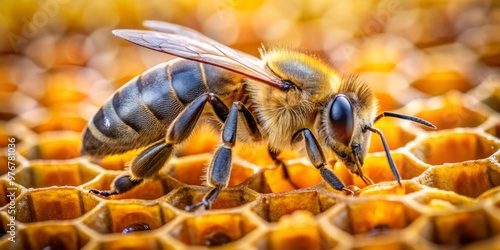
(138, 64, 184, 124)
(112, 80, 151, 133)
(170, 61, 207, 105)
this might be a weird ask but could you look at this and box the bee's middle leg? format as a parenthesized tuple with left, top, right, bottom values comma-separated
(90, 93, 230, 197)
(187, 101, 261, 211)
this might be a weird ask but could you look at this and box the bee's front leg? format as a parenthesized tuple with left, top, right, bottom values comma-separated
(187, 101, 261, 211)
(292, 129, 354, 195)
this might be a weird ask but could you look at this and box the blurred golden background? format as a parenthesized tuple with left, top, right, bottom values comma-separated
(1, 0, 500, 249)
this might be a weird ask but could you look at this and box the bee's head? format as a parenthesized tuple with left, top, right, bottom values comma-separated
(318, 77, 436, 185)
(314, 75, 377, 185)
(320, 93, 376, 179)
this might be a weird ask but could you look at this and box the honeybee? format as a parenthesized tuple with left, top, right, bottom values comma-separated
(82, 21, 435, 210)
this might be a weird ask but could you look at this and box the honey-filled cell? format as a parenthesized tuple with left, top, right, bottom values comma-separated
(13, 224, 91, 250)
(82, 201, 176, 234)
(15, 187, 99, 223)
(330, 200, 421, 236)
(262, 211, 336, 250)
(169, 212, 263, 247)
(16, 160, 99, 188)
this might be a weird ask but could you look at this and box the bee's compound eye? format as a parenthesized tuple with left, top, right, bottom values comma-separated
(329, 95, 354, 145)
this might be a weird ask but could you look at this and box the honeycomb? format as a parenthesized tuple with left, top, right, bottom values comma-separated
(1, 0, 500, 249)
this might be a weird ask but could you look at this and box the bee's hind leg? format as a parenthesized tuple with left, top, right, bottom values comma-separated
(187, 101, 261, 211)
(89, 140, 171, 197)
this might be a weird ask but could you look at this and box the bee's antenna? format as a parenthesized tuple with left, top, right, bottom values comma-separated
(365, 126, 402, 186)
(374, 111, 436, 129)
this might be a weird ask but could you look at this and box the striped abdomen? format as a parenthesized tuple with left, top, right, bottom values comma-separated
(81, 59, 244, 157)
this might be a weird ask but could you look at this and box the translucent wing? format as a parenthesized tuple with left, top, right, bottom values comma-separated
(113, 22, 288, 90)
(143, 20, 215, 42)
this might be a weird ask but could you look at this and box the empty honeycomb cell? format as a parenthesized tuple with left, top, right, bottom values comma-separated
(19, 131, 82, 160)
(410, 130, 500, 166)
(16, 160, 100, 188)
(330, 200, 421, 236)
(168, 212, 264, 247)
(83, 172, 177, 200)
(420, 209, 497, 246)
(82, 201, 176, 234)
(261, 210, 337, 250)
(368, 119, 416, 153)
(416, 160, 500, 198)
(412, 190, 475, 212)
(0, 179, 23, 207)
(166, 153, 256, 187)
(163, 186, 258, 210)
(13, 223, 90, 250)
(333, 153, 428, 189)
(411, 94, 488, 131)
(14, 187, 99, 223)
(253, 190, 331, 222)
